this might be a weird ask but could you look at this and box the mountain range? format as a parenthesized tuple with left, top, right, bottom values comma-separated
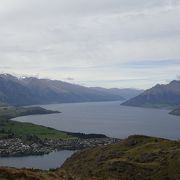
(2, 73, 179, 109)
(0, 74, 126, 106)
(0, 74, 138, 106)
(91, 87, 143, 99)
(122, 80, 180, 108)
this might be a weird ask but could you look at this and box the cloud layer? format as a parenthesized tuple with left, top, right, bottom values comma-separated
(0, 0, 180, 88)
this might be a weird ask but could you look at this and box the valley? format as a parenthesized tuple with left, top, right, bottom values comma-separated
(0, 75, 179, 179)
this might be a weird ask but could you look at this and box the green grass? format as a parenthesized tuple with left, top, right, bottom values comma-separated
(0, 106, 73, 140)
(0, 119, 72, 140)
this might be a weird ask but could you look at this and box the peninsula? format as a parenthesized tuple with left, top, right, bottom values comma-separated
(0, 105, 118, 157)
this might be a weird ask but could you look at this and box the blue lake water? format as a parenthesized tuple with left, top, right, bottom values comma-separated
(0, 150, 74, 170)
(1, 101, 180, 169)
(15, 101, 180, 140)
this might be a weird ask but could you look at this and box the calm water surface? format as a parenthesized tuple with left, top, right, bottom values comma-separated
(0, 150, 74, 170)
(1, 101, 180, 169)
(15, 101, 180, 140)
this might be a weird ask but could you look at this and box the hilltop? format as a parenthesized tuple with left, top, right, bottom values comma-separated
(62, 135, 180, 179)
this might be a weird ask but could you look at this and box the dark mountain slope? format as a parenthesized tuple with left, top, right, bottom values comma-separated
(0, 74, 124, 106)
(122, 80, 180, 108)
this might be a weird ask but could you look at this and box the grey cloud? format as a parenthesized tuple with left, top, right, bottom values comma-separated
(65, 77, 75, 81)
(177, 75, 180, 80)
(0, 0, 180, 88)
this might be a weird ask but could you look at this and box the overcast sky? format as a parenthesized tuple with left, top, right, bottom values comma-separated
(0, 0, 180, 89)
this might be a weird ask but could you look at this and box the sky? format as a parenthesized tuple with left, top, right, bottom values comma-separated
(0, 0, 180, 89)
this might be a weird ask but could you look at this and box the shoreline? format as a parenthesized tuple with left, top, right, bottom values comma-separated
(0, 137, 120, 157)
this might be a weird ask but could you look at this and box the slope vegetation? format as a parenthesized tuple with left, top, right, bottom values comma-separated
(0, 106, 70, 140)
(62, 135, 180, 180)
(0, 167, 74, 180)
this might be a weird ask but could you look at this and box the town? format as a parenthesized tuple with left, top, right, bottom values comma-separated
(0, 137, 120, 157)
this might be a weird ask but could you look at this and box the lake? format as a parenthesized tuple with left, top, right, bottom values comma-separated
(1, 101, 180, 169)
(15, 101, 180, 140)
(0, 150, 74, 170)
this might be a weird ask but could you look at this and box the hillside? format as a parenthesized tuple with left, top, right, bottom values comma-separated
(122, 80, 180, 108)
(0, 135, 180, 179)
(62, 135, 180, 179)
(0, 106, 71, 140)
(91, 87, 143, 99)
(0, 168, 74, 180)
(0, 74, 124, 106)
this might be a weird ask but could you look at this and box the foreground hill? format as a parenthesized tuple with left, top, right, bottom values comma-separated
(0, 168, 74, 180)
(62, 135, 180, 179)
(0, 74, 124, 106)
(0, 135, 180, 179)
(122, 80, 180, 108)
(91, 87, 143, 99)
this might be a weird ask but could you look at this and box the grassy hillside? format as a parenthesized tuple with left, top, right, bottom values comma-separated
(0, 119, 72, 140)
(62, 135, 180, 179)
(0, 167, 74, 180)
(0, 106, 72, 140)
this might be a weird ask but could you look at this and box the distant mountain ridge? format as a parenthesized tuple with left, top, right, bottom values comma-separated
(91, 87, 143, 99)
(0, 74, 124, 106)
(122, 80, 180, 108)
